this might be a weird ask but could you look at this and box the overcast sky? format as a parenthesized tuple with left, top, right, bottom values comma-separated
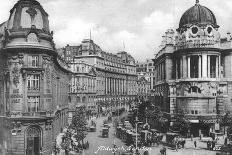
(1, 0, 232, 61)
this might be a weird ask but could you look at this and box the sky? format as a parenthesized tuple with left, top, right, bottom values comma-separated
(0, 0, 232, 61)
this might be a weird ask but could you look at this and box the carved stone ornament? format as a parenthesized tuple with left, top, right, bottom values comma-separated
(26, 7, 37, 26)
(21, 69, 27, 81)
(12, 64, 20, 87)
(18, 53, 24, 64)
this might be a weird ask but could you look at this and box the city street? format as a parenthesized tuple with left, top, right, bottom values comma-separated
(84, 116, 125, 155)
(83, 115, 222, 155)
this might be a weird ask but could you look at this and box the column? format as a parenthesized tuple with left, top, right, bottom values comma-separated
(208, 55, 211, 78)
(219, 56, 221, 78)
(118, 79, 120, 95)
(112, 78, 114, 95)
(187, 56, 190, 78)
(122, 79, 125, 94)
(216, 56, 219, 78)
(183, 56, 187, 78)
(110, 78, 112, 94)
(106, 77, 108, 94)
(202, 54, 207, 78)
(198, 55, 202, 78)
(121, 79, 123, 95)
(176, 60, 178, 79)
(180, 57, 183, 78)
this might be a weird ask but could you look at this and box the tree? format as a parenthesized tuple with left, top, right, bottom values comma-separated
(60, 129, 72, 155)
(52, 139, 60, 155)
(69, 106, 88, 150)
(171, 110, 190, 136)
(149, 106, 167, 132)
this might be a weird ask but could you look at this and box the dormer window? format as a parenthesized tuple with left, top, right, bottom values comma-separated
(192, 26, 198, 35)
(206, 26, 213, 36)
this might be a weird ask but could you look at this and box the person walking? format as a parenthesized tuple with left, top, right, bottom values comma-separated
(175, 140, 178, 152)
(194, 140, 197, 149)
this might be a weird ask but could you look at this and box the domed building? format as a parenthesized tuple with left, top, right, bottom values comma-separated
(153, 0, 232, 137)
(0, 0, 71, 154)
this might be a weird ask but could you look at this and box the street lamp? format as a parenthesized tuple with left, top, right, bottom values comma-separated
(135, 108, 139, 149)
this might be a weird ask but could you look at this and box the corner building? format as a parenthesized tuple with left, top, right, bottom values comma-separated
(153, 1, 232, 136)
(0, 0, 70, 154)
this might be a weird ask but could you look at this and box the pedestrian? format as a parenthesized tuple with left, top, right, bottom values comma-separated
(191, 134, 193, 141)
(143, 150, 149, 155)
(135, 149, 140, 155)
(175, 141, 178, 152)
(225, 137, 228, 145)
(194, 140, 197, 149)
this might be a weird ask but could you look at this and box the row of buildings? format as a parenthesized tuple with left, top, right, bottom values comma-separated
(0, 0, 150, 154)
(59, 39, 152, 113)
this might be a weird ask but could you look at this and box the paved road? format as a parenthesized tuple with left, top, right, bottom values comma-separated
(84, 116, 222, 155)
(84, 116, 125, 155)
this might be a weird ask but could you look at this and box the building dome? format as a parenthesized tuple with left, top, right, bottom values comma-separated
(179, 0, 219, 29)
(2, 0, 55, 52)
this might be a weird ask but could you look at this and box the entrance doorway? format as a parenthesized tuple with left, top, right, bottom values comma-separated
(26, 126, 41, 155)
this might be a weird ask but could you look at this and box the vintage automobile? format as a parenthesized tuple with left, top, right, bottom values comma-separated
(88, 120, 96, 132)
(150, 129, 163, 146)
(125, 131, 141, 146)
(166, 132, 180, 147)
(102, 128, 109, 138)
(103, 123, 110, 129)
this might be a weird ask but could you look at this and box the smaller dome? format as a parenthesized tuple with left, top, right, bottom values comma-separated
(179, 0, 219, 29)
(7, 0, 49, 32)
(2, 0, 55, 52)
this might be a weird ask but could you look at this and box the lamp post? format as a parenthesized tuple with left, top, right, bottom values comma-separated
(135, 108, 139, 149)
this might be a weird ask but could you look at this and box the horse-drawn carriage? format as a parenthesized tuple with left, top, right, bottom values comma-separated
(150, 129, 163, 146)
(166, 132, 185, 149)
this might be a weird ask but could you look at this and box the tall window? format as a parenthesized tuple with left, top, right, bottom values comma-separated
(27, 74, 40, 90)
(210, 56, 216, 78)
(177, 59, 181, 79)
(28, 56, 39, 67)
(27, 96, 40, 112)
(190, 56, 199, 78)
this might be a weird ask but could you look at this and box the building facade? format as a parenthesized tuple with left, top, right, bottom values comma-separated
(136, 59, 155, 90)
(137, 77, 150, 101)
(60, 39, 138, 112)
(0, 0, 71, 154)
(153, 1, 232, 136)
(68, 60, 97, 123)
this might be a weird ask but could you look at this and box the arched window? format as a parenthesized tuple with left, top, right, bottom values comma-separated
(188, 86, 201, 94)
(26, 126, 41, 155)
(76, 96, 81, 103)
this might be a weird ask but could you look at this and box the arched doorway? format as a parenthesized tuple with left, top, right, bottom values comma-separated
(26, 126, 41, 155)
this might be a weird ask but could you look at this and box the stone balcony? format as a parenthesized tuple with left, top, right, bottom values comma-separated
(6, 111, 53, 118)
(175, 39, 220, 50)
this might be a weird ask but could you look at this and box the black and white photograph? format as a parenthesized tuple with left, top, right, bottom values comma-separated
(1, 0, 232, 154)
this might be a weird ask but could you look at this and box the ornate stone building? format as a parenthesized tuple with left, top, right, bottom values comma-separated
(153, 1, 232, 136)
(136, 59, 155, 91)
(60, 39, 138, 112)
(0, 0, 71, 154)
(137, 77, 150, 101)
(68, 59, 97, 119)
